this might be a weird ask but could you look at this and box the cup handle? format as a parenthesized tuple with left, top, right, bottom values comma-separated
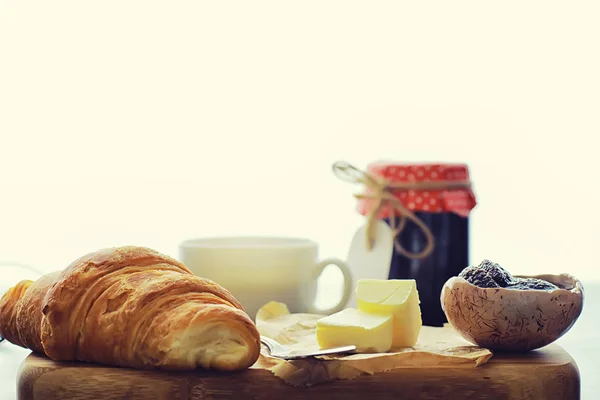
(306, 257, 353, 315)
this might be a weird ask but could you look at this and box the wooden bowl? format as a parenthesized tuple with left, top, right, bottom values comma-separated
(440, 273, 584, 352)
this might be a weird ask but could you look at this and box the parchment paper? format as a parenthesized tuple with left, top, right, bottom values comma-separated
(255, 301, 493, 387)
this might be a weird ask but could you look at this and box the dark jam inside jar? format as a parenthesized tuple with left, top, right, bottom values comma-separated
(385, 212, 469, 327)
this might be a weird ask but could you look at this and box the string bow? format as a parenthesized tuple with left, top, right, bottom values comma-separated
(332, 161, 471, 260)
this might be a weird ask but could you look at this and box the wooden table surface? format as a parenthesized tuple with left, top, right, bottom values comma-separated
(15, 343, 580, 400)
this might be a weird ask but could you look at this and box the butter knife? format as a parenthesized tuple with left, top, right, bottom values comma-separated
(260, 336, 356, 360)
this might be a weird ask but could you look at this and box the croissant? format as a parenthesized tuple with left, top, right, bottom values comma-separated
(0, 246, 261, 371)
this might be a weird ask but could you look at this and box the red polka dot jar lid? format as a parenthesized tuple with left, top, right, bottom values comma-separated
(356, 161, 477, 218)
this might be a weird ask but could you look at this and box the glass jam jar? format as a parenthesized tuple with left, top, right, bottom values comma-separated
(352, 161, 477, 327)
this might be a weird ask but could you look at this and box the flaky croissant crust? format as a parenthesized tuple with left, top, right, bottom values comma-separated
(0, 279, 32, 349)
(0, 246, 261, 372)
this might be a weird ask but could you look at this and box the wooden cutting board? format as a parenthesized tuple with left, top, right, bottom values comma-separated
(17, 344, 580, 400)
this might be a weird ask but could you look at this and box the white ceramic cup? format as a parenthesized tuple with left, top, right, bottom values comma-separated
(179, 236, 353, 320)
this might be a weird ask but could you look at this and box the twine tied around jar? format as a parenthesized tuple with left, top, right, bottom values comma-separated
(332, 161, 472, 260)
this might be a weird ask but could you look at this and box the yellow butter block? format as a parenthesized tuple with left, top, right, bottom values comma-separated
(316, 308, 393, 353)
(356, 279, 422, 348)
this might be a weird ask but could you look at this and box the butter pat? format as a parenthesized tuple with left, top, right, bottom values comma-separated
(316, 308, 393, 353)
(356, 279, 422, 348)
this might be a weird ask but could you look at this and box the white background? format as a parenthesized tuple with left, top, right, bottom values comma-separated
(1, 1, 599, 290)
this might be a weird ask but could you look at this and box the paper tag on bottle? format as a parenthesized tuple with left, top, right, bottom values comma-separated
(345, 220, 394, 307)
